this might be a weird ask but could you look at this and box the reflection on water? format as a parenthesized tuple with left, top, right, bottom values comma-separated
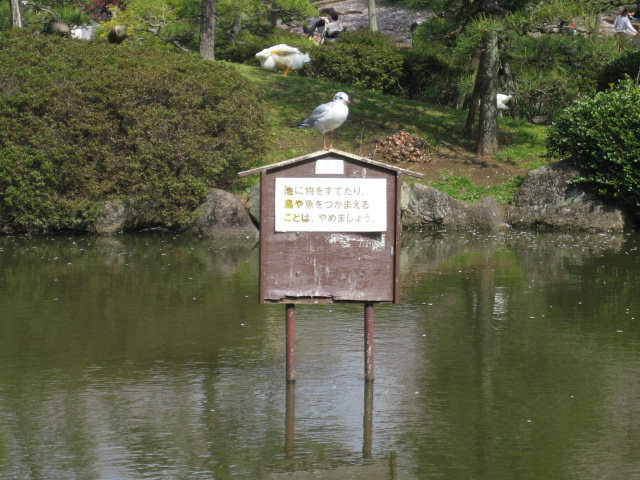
(1, 231, 639, 479)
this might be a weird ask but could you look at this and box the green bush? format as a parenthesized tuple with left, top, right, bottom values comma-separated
(596, 51, 640, 92)
(546, 79, 640, 212)
(306, 30, 404, 94)
(406, 18, 472, 108)
(0, 30, 267, 233)
(397, 46, 463, 106)
(57, 6, 92, 27)
(411, 16, 459, 50)
(333, 28, 394, 47)
(0, 2, 12, 31)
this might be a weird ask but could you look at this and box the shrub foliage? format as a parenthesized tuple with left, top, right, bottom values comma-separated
(0, 30, 267, 233)
(306, 30, 404, 94)
(547, 79, 640, 212)
(397, 46, 463, 106)
(596, 51, 640, 92)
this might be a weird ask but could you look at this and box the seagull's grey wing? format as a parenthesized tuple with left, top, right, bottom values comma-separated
(299, 102, 331, 127)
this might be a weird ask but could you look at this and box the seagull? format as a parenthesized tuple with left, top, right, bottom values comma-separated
(255, 44, 311, 76)
(497, 93, 513, 110)
(298, 92, 350, 150)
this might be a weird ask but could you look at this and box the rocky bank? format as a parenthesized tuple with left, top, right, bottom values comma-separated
(98, 158, 636, 237)
(1, 158, 633, 237)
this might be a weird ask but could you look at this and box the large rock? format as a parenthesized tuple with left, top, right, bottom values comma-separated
(247, 183, 261, 225)
(94, 197, 169, 234)
(0, 207, 15, 235)
(401, 182, 506, 230)
(93, 190, 258, 237)
(506, 160, 635, 231)
(190, 188, 258, 239)
(95, 198, 130, 234)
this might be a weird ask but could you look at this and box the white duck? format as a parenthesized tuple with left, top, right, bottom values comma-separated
(497, 93, 513, 110)
(255, 44, 311, 76)
(298, 92, 350, 150)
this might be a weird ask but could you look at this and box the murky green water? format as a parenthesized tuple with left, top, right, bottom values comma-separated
(1, 231, 639, 480)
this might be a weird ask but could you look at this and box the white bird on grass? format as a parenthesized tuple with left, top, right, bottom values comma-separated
(255, 44, 311, 76)
(497, 93, 513, 110)
(297, 92, 350, 150)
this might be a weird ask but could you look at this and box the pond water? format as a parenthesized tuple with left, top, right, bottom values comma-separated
(1, 230, 639, 480)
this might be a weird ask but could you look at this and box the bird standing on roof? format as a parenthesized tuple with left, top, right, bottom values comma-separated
(298, 92, 350, 150)
(255, 44, 311, 76)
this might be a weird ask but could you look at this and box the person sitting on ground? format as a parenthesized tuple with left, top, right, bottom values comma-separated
(305, 16, 330, 44)
(614, 8, 638, 35)
(304, 17, 323, 35)
(324, 12, 344, 39)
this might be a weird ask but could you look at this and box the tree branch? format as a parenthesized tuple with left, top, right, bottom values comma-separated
(22, 1, 58, 20)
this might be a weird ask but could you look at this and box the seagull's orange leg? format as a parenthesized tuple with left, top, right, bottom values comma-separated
(322, 134, 329, 150)
(282, 66, 291, 76)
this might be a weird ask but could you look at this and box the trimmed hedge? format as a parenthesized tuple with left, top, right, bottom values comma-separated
(306, 30, 404, 94)
(0, 30, 267, 233)
(547, 79, 640, 212)
(596, 51, 640, 92)
(397, 47, 463, 106)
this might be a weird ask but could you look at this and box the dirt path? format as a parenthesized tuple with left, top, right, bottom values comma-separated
(306, 2, 629, 44)
(299, 0, 431, 46)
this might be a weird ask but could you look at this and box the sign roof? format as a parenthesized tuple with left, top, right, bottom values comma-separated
(238, 149, 424, 178)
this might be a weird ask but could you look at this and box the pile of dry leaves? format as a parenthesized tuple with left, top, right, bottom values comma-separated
(373, 130, 432, 164)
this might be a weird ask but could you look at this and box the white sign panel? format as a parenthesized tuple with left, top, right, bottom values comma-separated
(315, 159, 344, 175)
(275, 178, 387, 232)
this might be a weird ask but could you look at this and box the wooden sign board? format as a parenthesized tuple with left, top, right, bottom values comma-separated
(239, 150, 423, 304)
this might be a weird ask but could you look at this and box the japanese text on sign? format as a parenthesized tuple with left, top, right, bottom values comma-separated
(274, 178, 387, 232)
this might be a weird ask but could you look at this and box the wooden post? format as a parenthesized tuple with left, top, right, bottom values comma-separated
(363, 381, 374, 459)
(364, 302, 375, 382)
(286, 304, 296, 383)
(285, 382, 295, 458)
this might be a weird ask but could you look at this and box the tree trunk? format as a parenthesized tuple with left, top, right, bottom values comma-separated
(368, 0, 378, 31)
(463, 48, 483, 137)
(501, 60, 518, 119)
(594, 11, 602, 35)
(457, 49, 482, 110)
(11, 0, 24, 28)
(476, 30, 499, 157)
(199, 0, 216, 61)
(463, 71, 481, 138)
